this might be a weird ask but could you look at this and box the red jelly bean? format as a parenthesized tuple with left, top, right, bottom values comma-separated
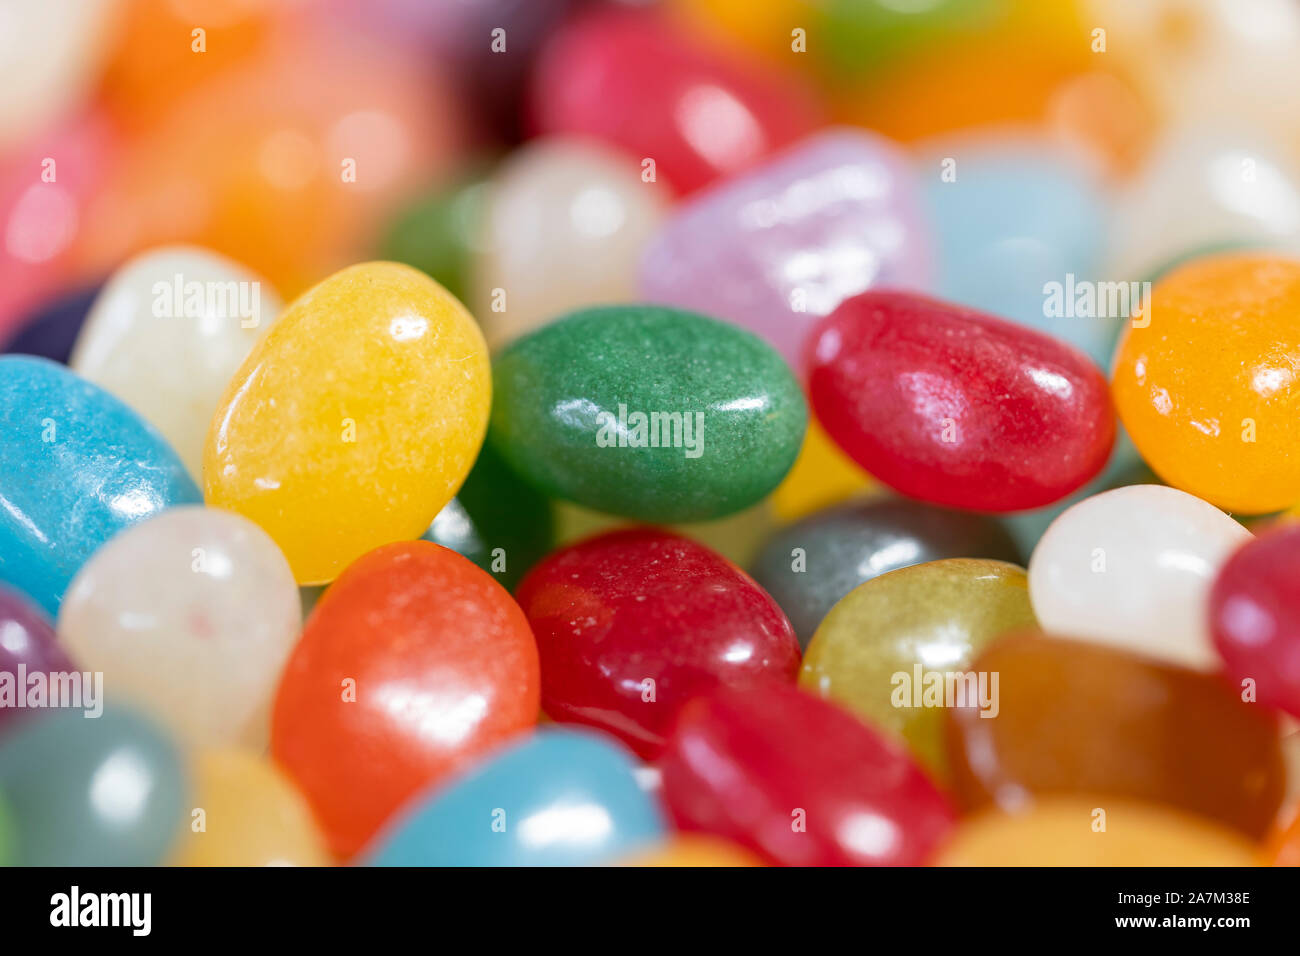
(515, 528, 799, 759)
(806, 290, 1115, 511)
(658, 683, 955, 866)
(271, 541, 539, 859)
(1211, 524, 1300, 719)
(529, 8, 822, 194)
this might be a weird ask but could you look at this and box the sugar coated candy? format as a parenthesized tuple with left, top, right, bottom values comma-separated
(271, 541, 539, 859)
(489, 305, 806, 523)
(516, 528, 800, 759)
(367, 729, 664, 867)
(57, 506, 301, 749)
(1028, 485, 1252, 670)
(800, 558, 1036, 778)
(203, 262, 491, 585)
(0, 355, 200, 615)
(806, 290, 1115, 511)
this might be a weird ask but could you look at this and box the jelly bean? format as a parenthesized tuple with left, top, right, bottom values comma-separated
(770, 418, 875, 523)
(271, 541, 539, 859)
(1, 281, 101, 363)
(1113, 255, 1300, 514)
(75, 24, 462, 296)
(489, 305, 806, 522)
(379, 162, 494, 305)
(639, 128, 931, 371)
(0, 706, 187, 865)
(529, 7, 822, 194)
(800, 558, 1035, 777)
(757, 504, 1022, 649)
(0, 356, 200, 615)
(1106, 132, 1300, 281)
(422, 442, 554, 592)
(918, 137, 1114, 368)
(806, 291, 1115, 512)
(1029, 485, 1251, 669)
(1209, 523, 1300, 719)
(1045, 72, 1154, 180)
(658, 684, 955, 866)
(615, 835, 764, 867)
(472, 138, 669, 350)
(0, 790, 12, 865)
(204, 262, 491, 585)
(0, 0, 114, 148)
(71, 246, 283, 477)
(1269, 804, 1300, 866)
(58, 506, 300, 749)
(0, 583, 72, 734)
(943, 631, 1286, 839)
(175, 750, 329, 867)
(367, 729, 664, 866)
(935, 798, 1261, 867)
(516, 529, 800, 759)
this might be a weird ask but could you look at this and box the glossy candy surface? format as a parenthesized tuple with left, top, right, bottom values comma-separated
(489, 305, 806, 522)
(0, 356, 201, 615)
(753, 500, 1022, 648)
(516, 529, 800, 759)
(71, 246, 282, 477)
(806, 291, 1115, 511)
(936, 798, 1261, 867)
(58, 507, 301, 749)
(639, 128, 931, 370)
(0, 583, 73, 733)
(943, 631, 1286, 839)
(204, 262, 491, 584)
(271, 541, 539, 859)
(530, 7, 821, 194)
(473, 138, 669, 350)
(1209, 523, 1300, 719)
(367, 729, 664, 866)
(174, 750, 329, 867)
(1028, 485, 1252, 670)
(0, 706, 187, 865)
(659, 684, 954, 866)
(1112, 255, 1300, 514)
(800, 559, 1035, 777)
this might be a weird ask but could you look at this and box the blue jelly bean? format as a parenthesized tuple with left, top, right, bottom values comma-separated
(920, 142, 1115, 368)
(0, 355, 201, 615)
(367, 729, 665, 866)
(0, 706, 188, 866)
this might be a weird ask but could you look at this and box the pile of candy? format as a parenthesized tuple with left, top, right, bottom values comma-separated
(3, 0, 1300, 867)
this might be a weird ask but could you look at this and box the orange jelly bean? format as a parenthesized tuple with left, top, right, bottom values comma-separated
(1113, 254, 1300, 514)
(270, 541, 540, 859)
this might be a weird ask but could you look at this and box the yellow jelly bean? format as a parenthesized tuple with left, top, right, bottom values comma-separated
(175, 750, 330, 867)
(770, 418, 874, 523)
(203, 262, 491, 583)
(935, 797, 1261, 866)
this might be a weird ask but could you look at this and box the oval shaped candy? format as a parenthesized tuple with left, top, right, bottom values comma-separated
(58, 506, 301, 748)
(1209, 523, 1300, 719)
(0, 583, 73, 734)
(367, 729, 664, 866)
(943, 631, 1286, 839)
(1112, 254, 1300, 514)
(1028, 485, 1251, 670)
(800, 558, 1035, 778)
(203, 262, 491, 584)
(806, 291, 1114, 511)
(936, 798, 1261, 867)
(0, 706, 187, 865)
(658, 683, 955, 866)
(70, 245, 283, 477)
(0, 355, 200, 615)
(753, 499, 1022, 647)
(490, 305, 806, 522)
(174, 750, 329, 867)
(271, 541, 539, 859)
(516, 529, 800, 759)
